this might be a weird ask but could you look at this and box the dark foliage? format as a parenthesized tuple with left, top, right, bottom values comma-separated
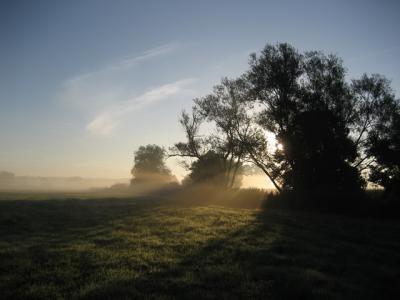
(248, 44, 364, 194)
(184, 150, 243, 187)
(368, 108, 400, 199)
(171, 42, 400, 211)
(282, 109, 363, 193)
(131, 144, 175, 185)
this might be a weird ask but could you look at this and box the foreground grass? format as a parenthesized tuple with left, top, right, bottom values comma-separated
(0, 194, 400, 299)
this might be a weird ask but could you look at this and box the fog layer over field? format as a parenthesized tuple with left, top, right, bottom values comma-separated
(0, 171, 129, 191)
(0, 170, 271, 192)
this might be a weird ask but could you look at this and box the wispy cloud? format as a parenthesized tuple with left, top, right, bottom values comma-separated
(57, 43, 197, 136)
(58, 43, 180, 111)
(86, 78, 196, 136)
(64, 43, 178, 86)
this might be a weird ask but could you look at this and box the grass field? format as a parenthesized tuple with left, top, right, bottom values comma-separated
(1, 192, 400, 299)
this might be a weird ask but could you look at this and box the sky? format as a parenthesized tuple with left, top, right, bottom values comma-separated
(0, 0, 399, 183)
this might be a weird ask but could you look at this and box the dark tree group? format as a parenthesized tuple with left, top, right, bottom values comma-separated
(170, 43, 399, 201)
(131, 144, 175, 186)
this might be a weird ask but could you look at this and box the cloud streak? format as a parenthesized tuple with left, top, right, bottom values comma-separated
(64, 43, 178, 87)
(58, 43, 180, 111)
(86, 78, 196, 136)
(57, 43, 197, 136)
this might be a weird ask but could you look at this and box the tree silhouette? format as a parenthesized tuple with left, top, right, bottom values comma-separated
(184, 150, 243, 187)
(247, 44, 365, 194)
(351, 74, 399, 173)
(131, 145, 175, 185)
(171, 78, 251, 188)
(174, 42, 400, 200)
(367, 106, 400, 199)
(282, 109, 363, 193)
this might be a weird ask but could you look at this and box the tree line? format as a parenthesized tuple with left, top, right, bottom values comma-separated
(132, 43, 400, 204)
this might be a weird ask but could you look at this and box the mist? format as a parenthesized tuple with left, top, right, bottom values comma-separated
(0, 171, 128, 192)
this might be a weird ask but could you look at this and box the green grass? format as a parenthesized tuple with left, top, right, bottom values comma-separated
(1, 193, 400, 299)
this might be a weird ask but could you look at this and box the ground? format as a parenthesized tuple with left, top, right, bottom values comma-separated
(0, 192, 399, 299)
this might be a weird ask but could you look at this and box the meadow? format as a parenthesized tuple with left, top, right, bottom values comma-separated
(1, 191, 400, 299)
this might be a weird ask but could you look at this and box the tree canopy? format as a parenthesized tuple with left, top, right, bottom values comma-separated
(131, 144, 175, 185)
(172, 42, 400, 200)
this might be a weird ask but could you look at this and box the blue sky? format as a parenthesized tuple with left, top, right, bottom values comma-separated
(1, 0, 399, 180)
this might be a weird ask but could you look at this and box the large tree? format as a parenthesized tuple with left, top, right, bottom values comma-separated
(247, 44, 400, 195)
(174, 43, 399, 197)
(247, 44, 368, 194)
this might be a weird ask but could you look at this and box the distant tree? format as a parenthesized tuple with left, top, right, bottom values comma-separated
(131, 145, 175, 185)
(0, 171, 15, 180)
(0, 171, 15, 188)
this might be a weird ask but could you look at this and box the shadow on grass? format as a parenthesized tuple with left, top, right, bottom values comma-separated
(0, 196, 160, 238)
(1, 196, 400, 299)
(80, 209, 400, 300)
